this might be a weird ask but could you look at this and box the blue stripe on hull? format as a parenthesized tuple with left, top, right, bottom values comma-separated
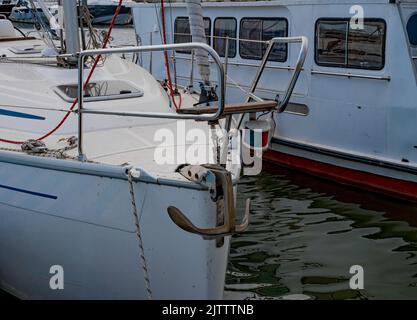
(0, 108, 45, 120)
(0, 184, 57, 200)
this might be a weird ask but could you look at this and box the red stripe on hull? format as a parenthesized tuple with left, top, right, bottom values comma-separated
(263, 149, 417, 202)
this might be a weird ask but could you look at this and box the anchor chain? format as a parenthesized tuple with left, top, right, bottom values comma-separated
(127, 168, 153, 300)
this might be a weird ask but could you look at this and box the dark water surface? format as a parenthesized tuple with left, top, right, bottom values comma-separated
(226, 166, 417, 300)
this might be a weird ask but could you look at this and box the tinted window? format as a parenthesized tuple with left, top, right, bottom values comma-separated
(316, 21, 348, 66)
(174, 17, 211, 54)
(239, 18, 288, 62)
(174, 17, 192, 46)
(240, 19, 263, 59)
(348, 21, 385, 69)
(263, 19, 289, 61)
(214, 18, 237, 58)
(316, 19, 386, 70)
(407, 14, 417, 45)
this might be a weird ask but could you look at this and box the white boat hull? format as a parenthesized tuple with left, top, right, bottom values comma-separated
(0, 153, 229, 299)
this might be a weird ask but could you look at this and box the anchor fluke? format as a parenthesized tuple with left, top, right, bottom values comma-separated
(167, 199, 251, 238)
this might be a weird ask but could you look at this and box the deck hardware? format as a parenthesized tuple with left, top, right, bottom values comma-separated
(177, 164, 218, 200)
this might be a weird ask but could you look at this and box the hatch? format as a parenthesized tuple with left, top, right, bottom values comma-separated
(54, 80, 144, 103)
(9, 45, 44, 55)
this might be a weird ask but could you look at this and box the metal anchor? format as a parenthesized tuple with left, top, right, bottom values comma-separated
(167, 165, 250, 238)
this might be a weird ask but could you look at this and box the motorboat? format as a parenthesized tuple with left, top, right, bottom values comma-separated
(132, 0, 417, 202)
(87, 0, 133, 25)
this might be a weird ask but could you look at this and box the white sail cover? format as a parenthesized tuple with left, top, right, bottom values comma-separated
(186, 0, 210, 84)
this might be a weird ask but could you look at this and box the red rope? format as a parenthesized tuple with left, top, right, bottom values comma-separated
(160, 0, 182, 110)
(0, 0, 124, 145)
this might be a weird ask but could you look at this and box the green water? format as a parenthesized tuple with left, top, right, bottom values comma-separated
(226, 167, 417, 300)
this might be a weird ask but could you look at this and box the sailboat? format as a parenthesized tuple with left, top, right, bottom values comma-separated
(0, 0, 272, 299)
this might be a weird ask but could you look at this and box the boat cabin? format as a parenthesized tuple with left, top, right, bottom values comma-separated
(132, 0, 417, 201)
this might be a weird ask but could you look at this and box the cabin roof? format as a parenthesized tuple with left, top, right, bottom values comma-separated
(131, 0, 417, 8)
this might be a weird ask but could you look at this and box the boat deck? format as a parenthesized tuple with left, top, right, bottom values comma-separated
(0, 36, 218, 180)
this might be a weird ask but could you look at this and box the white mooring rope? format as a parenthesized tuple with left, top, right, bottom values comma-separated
(127, 168, 153, 300)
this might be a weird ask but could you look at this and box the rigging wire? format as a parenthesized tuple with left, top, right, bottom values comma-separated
(160, 0, 182, 110)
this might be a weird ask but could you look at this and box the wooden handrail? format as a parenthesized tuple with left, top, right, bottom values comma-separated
(177, 101, 277, 116)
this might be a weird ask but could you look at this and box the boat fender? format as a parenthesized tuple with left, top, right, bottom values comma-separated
(242, 120, 271, 154)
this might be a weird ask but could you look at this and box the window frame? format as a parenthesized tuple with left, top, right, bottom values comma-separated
(314, 17, 387, 71)
(173, 16, 212, 54)
(213, 17, 238, 58)
(238, 17, 289, 63)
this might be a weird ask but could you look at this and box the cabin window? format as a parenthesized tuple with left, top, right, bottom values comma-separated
(239, 18, 288, 62)
(214, 18, 237, 58)
(174, 17, 211, 54)
(407, 14, 417, 45)
(316, 19, 386, 70)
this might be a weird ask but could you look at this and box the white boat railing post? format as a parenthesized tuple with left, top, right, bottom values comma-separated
(224, 36, 230, 78)
(189, 49, 195, 91)
(149, 32, 153, 75)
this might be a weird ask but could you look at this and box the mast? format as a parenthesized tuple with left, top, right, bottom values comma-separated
(185, 0, 210, 85)
(60, 0, 80, 57)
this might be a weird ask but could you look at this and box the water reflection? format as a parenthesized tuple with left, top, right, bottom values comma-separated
(226, 166, 417, 300)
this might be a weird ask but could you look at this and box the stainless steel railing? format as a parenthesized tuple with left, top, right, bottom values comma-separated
(75, 38, 307, 160)
(232, 36, 308, 130)
(311, 70, 391, 81)
(246, 36, 308, 113)
(76, 42, 226, 160)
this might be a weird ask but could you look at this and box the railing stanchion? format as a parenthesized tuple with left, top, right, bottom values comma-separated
(224, 37, 229, 78)
(77, 54, 86, 161)
(236, 36, 308, 127)
(149, 32, 153, 75)
(189, 49, 195, 92)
